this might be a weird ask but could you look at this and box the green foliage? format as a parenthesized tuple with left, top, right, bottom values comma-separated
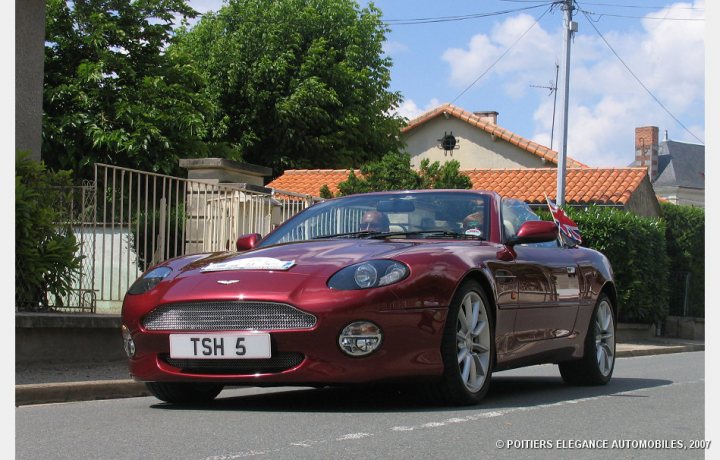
(175, 0, 405, 174)
(15, 152, 83, 311)
(327, 153, 471, 197)
(661, 203, 704, 317)
(536, 205, 669, 323)
(43, 0, 232, 179)
(417, 158, 473, 190)
(550, 206, 669, 323)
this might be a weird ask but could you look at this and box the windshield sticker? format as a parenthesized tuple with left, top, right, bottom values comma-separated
(464, 228, 482, 237)
(201, 258, 296, 272)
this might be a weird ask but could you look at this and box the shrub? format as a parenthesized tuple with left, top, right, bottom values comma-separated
(661, 203, 704, 317)
(15, 152, 83, 311)
(537, 205, 669, 323)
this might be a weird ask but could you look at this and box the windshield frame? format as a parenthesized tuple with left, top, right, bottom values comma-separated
(259, 190, 495, 247)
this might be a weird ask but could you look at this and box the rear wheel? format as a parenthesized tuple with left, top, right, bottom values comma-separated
(559, 293, 616, 385)
(432, 281, 494, 405)
(145, 382, 224, 404)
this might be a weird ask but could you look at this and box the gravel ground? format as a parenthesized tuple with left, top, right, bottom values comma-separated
(15, 360, 131, 385)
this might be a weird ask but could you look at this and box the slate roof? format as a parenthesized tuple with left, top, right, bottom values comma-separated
(401, 103, 588, 169)
(654, 140, 705, 189)
(268, 167, 649, 206)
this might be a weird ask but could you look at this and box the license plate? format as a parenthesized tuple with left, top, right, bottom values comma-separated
(169, 333, 271, 359)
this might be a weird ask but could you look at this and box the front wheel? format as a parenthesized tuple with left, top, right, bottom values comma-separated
(432, 281, 494, 405)
(559, 293, 616, 385)
(146, 382, 224, 404)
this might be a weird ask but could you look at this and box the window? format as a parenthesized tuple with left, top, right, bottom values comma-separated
(501, 198, 558, 248)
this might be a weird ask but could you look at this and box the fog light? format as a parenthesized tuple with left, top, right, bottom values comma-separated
(338, 321, 383, 357)
(121, 325, 136, 358)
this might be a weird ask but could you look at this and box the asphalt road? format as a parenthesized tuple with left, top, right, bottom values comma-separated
(16, 352, 707, 460)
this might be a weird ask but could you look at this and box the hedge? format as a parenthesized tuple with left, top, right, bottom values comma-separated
(537, 205, 668, 323)
(660, 202, 704, 318)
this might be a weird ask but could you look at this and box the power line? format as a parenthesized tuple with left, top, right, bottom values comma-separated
(580, 9, 704, 21)
(577, 6, 705, 145)
(577, 2, 702, 10)
(450, 4, 554, 105)
(382, 3, 552, 25)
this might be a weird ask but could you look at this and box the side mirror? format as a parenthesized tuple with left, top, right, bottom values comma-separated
(507, 221, 558, 246)
(236, 233, 262, 251)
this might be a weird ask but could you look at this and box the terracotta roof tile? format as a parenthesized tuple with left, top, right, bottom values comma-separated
(269, 167, 649, 206)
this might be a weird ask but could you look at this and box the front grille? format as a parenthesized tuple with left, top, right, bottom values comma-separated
(142, 301, 316, 331)
(162, 352, 305, 375)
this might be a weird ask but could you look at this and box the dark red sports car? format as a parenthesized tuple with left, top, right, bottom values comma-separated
(121, 190, 617, 405)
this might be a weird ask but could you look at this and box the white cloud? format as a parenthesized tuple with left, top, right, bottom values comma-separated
(442, 1, 705, 166)
(395, 98, 441, 120)
(383, 41, 408, 55)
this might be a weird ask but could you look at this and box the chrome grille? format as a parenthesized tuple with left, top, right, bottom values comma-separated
(142, 301, 316, 331)
(162, 353, 304, 375)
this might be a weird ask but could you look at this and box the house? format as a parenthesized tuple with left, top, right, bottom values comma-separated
(630, 126, 704, 207)
(267, 167, 660, 217)
(400, 103, 587, 170)
(267, 104, 660, 217)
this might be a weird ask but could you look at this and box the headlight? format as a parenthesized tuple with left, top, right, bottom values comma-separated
(328, 260, 409, 290)
(126, 266, 172, 295)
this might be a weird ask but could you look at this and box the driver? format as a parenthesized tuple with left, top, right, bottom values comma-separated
(360, 210, 390, 232)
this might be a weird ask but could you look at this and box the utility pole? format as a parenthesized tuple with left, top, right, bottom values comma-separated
(556, 0, 576, 207)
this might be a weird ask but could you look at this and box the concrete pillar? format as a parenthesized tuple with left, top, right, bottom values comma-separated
(15, 0, 46, 161)
(179, 158, 273, 253)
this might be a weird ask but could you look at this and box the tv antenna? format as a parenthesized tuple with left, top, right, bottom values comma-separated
(530, 63, 560, 150)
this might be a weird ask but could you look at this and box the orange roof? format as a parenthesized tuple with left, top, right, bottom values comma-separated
(268, 169, 358, 197)
(268, 167, 649, 206)
(463, 168, 647, 205)
(401, 103, 588, 169)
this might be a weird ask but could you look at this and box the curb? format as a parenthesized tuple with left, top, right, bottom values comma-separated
(16, 344, 703, 406)
(616, 343, 704, 358)
(16, 380, 151, 406)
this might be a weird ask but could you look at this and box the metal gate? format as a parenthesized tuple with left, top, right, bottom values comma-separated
(47, 164, 319, 313)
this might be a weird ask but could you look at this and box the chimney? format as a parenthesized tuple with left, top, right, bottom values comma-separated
(635, 126, 659, 182)
(473, 111, 498, 124)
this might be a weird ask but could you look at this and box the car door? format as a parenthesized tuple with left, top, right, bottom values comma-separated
(499, 199, 580, 352)
(511, 244, 580, 342)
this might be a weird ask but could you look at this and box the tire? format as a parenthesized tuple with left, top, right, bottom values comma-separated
(559, 293, 616, 385)
(145, 382, 224, 404)
(431, 280, 494, 405)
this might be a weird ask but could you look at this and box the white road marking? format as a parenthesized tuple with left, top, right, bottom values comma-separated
(203, 378, 704, 459)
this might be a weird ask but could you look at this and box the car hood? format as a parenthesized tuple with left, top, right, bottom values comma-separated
(180, 239, 417, 277)
(147, 239, 419, 304)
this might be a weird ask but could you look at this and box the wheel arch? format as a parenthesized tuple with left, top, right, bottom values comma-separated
(455, 269, 498, 329)
(600, 281, 619, 318)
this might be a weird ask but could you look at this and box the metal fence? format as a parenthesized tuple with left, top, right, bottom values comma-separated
(44, 163, 320, 313)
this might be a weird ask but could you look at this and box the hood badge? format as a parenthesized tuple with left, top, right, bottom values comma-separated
(217, 280, 240, 285)
(202, 257, 296, 272)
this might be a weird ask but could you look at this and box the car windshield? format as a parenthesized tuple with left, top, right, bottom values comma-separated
(260, 191, 491, 246)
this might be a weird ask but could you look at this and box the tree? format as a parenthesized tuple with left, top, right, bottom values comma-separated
(327, 152, 472, 197)
(175, 0, 404, 175)
(43, 0, 232, 179)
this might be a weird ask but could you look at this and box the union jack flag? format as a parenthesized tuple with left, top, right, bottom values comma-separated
(545, 195, 582, 245)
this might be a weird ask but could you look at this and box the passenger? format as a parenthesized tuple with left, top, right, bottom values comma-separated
(462, 211, 485, 236)
(360, 210, 390, 232)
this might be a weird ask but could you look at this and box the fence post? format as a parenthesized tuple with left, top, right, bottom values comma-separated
(683, 272, 691, 317)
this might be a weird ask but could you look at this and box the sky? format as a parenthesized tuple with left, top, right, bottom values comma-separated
(188, 0, 705, 168)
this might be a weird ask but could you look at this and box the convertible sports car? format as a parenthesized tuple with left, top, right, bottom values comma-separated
(121, 190, 617, 405)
